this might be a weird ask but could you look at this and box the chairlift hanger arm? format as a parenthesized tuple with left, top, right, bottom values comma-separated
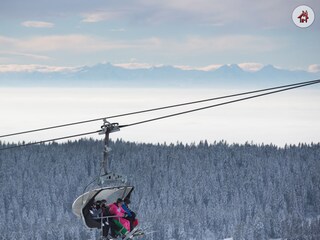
(98, 120, 127, 185)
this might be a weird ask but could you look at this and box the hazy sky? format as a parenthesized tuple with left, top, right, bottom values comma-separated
(0, 0, 319, 72)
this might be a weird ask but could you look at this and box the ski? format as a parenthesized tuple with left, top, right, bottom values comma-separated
(123, 228, 144, 240)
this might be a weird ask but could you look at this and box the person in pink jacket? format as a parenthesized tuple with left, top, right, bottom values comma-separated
(108, 198, 131, 233)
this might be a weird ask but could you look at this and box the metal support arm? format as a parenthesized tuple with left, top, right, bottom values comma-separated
(98, 120, 126, 185)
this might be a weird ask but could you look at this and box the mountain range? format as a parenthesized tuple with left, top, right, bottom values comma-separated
(0, 63, 319, 87)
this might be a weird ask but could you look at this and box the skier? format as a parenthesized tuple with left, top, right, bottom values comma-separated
(90, 200, 110, 238)
(122, 198, 138, 231)
(108, 198, 130, 237)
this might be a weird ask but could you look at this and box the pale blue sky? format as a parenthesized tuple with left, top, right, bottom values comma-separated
(0, 0, 319, 72)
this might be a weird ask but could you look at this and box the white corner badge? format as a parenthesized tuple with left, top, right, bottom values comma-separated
(292, 5, 315, 28)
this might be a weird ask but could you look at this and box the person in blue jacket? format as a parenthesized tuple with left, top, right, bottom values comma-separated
(122, 198, 137, 231)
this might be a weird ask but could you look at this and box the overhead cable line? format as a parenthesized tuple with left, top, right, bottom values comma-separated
(0, 130, 101, 151)
(119, 80, 320, 128)
(0, 79, 319, 139)
(1, 79, 319, 151)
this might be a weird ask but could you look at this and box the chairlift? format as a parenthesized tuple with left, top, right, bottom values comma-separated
(72, 120, 144, 239)
(72, 185, 134, 229)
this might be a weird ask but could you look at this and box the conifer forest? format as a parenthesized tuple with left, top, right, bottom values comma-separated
(1, 139, 320, 240)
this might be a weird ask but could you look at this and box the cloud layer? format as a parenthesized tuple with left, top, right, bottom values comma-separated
(21, 21, 54, 28)
(308, 64, 320, 73)
(0, 64, 77, 73)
